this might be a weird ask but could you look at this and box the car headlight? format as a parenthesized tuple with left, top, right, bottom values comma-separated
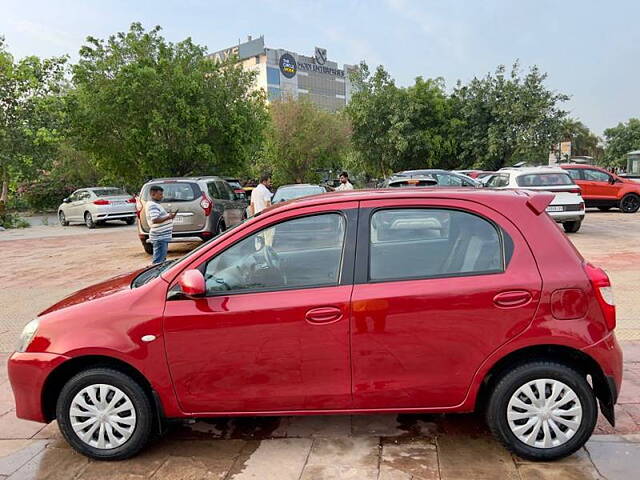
(16, 319, 39, 353)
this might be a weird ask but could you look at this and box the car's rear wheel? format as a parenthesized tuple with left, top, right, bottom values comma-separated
(562, 220, 582, 233)
(58, 211, 69, 226)
(125, 217, 135, 225)
(597, 206, 612, 212)
(56, 368, 153, 460)
(84, 212, 96, 229)
(620, 194, 640, 213)
(486, 362, 597, 461)
(141, 239, 153, 255)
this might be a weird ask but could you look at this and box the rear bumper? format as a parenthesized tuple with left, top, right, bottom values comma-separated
(548, 211, 585, 222)
(138, 231, 213, 244)
(582, 333, 623, 425)
(8, 352, 69, 423)
(95, 212, 136, 220)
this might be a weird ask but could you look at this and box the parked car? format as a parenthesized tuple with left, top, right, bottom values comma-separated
(559, 164, 640, 213)
(223, 177, 249, 201)
(385, 175, 438, 188)
(485, 167, 585, 233)
(385, 169, 480, 187)
(136, 177, 246, 254)
(272, 184, 328, 203)
(58, 187, 136, 229)
(10, 188, 621, 461)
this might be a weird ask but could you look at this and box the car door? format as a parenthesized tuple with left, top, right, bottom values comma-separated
(215, 180, 244, 227)
(68, 190, 87, 221)
(350, 199, 542, 409)
(163, 204, 358, 413)
(582, 169, 617, 201)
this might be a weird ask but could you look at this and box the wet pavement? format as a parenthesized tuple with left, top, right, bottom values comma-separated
(1, 210, 640, 478)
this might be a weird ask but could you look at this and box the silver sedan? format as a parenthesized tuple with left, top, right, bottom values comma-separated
(58, 187, 137, 228)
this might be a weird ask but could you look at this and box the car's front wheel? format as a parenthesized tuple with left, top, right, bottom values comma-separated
(58, 211, 69, 226)
(620, 194, 640, 213)
(486, 362, 597, 461)
(125, 217, 136, 225)
(562, 220, 582, 233)
(56, 368, 153, 460)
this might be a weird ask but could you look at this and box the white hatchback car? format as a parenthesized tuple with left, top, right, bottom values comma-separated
(484, 167, 585, 232)
(58, 187, 137, 229)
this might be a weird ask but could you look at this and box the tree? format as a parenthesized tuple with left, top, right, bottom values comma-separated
(346, 63, 458, 177)
(560, 118, 602, 162)
(258, 97, 351, 185)
(452, 62, 569, 170)
(69, 23, 268, 188)
(603, 118, 640, 167)
(0, 37, 67, 204)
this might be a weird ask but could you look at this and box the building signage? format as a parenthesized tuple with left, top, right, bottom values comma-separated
(314, 47, 327, 65)
(298, 62, 345, 77)
(209, 46, 239, 63)
(279, 53, 297, 78)
(209, 37, 265, 64)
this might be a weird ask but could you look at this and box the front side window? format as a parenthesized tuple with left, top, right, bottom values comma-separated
(369, 209, 505, 281)
(204, 213, 346, 294)
(583, 169, 611, 182)
(434, 173, 463, 186)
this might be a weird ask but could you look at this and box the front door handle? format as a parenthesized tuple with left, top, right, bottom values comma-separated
(305, 307, 343, 325)
(493, 290, 532, 308)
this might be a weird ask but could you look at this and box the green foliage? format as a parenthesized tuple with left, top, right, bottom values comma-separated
(346, 63, 458, 177)
(69, 23, 268, 186)
(0, 36, 67, 203)
(560, 118, 603, 162)
(451, 62, 569, 170)
(603, 118, 640, 167)
(257, 97, 351, 185)
(0, 211, 29, 229)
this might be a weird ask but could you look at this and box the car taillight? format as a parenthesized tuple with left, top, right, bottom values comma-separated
(583, 262, 616, 330)
(568, 187, 581, 194)
(234, 188, 245, 195)
(200, 193, 212, 216)
(135, 197, 143, 218)
(579, 202, 585, 210)
(93, 199, 110, 205)
(126, 197, 136, 203)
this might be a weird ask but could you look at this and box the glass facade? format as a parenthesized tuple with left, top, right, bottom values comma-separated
(266, 67, 280, 86)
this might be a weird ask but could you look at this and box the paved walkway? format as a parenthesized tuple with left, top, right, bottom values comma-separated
(1, 343, 639, 479)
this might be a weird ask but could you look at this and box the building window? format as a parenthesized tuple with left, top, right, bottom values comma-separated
(268, 86, 281, 101)
(267, 67, 280, 86)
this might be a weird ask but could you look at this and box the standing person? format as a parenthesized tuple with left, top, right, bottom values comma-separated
(335, 171, 354, 191)
(146, 185, 176, 264)
(250, 173, 273, 216)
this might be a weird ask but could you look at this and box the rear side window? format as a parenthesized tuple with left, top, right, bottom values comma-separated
(369, 209, 509, 281)
(516, 173, 574, 187)
(143, 182, 200, 202)
(565, 169, 581, 180)
(487, 174, 509, 188)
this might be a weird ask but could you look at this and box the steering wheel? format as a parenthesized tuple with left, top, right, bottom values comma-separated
(262, 246, 287, 285)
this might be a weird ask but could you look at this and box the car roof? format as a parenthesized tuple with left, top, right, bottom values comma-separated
(499, 166, 569, 175)
(145, 176, 223, 183)
(260, 187, 541, 216)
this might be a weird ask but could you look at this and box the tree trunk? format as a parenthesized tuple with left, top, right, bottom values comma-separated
(0, 165, 8, 205)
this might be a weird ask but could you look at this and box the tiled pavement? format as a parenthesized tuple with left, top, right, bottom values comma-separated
(0, 343, 639, 479)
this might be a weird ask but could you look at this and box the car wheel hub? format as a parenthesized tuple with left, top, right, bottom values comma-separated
(69, 384, 137, 449)
(507, 378, 582, 449)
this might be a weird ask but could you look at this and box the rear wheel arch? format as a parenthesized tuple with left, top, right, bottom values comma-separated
(475, 344, 609, 413)
(41, 355, 157, 423)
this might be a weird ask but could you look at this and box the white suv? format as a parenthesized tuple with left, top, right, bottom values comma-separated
(485, 167, 585, 233)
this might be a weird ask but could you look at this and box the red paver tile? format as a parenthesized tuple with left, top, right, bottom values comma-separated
(594, 406, 638, 435)
(0, 411, 46, 440)
(621, 341, 640, 364)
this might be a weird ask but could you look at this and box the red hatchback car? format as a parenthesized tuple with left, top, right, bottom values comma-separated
(560, 164, 640, 213)
(9, 189, 622, 461)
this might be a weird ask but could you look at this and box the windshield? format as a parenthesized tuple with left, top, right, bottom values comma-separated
(93, 188, 128, 196)
(516, 173, 574, 187)
(131, 260, 177, 288)
(273, 186, 324, 203)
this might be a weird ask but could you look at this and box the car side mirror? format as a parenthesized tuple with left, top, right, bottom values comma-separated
(63, 197, 71, 203)
(177, 270, 206, 298)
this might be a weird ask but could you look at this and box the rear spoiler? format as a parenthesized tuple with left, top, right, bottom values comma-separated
(524, 191, 555, 214)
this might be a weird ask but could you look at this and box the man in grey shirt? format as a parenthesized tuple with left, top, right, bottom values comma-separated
(146, 185, 177, 264)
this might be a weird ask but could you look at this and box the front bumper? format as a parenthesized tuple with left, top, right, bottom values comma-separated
(8, 352, 69, 423)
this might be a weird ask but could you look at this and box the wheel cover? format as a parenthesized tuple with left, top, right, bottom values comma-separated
(85, 213, 92, 225)
(507, 378, 582, 449)
(69, 384, 137, 449)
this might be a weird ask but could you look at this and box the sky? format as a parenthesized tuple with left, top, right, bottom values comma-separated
(1, 0, 639, 135)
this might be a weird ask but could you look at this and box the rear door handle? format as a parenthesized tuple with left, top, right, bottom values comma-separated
(305, 307, 343, 325)
(493, 290, 532, 308)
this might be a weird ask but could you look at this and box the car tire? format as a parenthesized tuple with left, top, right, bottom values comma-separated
(562, 220, 581, 233)
(486, 361, 597, 461)
(56, 368, 153, 460)
(141, 239, 153, 255)
(84, 212, 96, 229)
(597, 206, 611, 212)
(125, 218, 136, 225)
(620, 194, 640, 213)
(59, 211, 69, 226)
